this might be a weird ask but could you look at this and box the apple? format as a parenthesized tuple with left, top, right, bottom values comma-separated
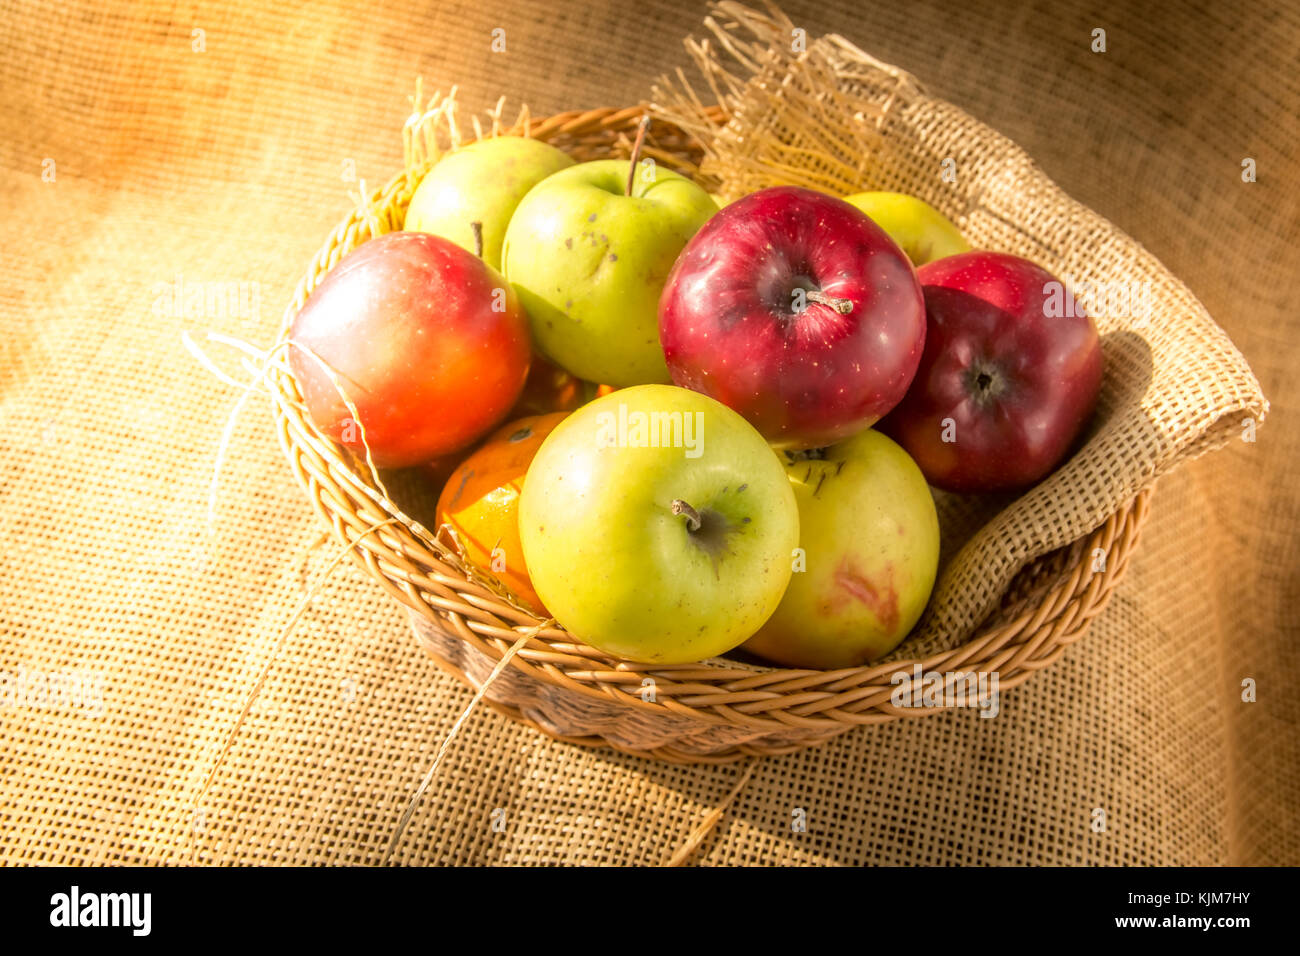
(438, 411, 569, 614)
(842, 191, 970, 267)
(289, 231, 531, 468)
(658, 185, 926, 449)
(879, 250, 1103, 493)
(501, 159, 718, 387)
(405, 136, 574, 271)
(518, 384, 798, 664)
(743, 430, 939, 668)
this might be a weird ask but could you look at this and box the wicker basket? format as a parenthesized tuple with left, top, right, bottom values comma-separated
(268, 104, 1152, 763)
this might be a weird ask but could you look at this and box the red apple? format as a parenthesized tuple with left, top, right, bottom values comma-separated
(289, 231, 532, 468)
(879, 250, 1103, 493)
(658, 185, 926, 449)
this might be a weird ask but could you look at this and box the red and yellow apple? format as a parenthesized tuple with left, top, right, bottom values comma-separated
(743, 429, 939, 668)
(288, 232, 532, 468)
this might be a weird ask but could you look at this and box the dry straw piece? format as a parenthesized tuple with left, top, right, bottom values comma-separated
(268, 2, 1266, 761)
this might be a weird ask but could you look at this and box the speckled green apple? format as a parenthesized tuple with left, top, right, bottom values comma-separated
(842, 191, 970, 267)
(743, 429, 939, 668)
(518, 384, 798, 664)
(501, 160, 717, 387)
(404, 136, 574, 271)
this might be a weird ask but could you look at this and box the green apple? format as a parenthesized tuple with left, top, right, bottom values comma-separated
(743, 429, 939, 669)
(842, 191, 970, 267)
(518, 384, 798, 664)
(405, 136, 574, 271)
(501, 160, 717, 387)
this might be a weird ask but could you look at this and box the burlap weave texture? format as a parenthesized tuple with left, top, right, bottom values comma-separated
(0, 0, 1295, 865)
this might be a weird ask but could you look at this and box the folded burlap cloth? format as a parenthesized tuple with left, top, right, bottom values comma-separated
(651, 2, 1267, 657)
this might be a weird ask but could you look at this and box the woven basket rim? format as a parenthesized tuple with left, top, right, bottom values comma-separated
(267, 102, 1152, 744)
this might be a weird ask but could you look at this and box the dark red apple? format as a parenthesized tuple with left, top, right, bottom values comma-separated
(879, 250, 1103, 493)
(658, 185, 926, 449)
(289, 231, 532, 468)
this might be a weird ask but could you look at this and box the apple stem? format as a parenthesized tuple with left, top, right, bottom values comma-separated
(625, 115, 652, 197)
(670, 498, 702, 533)
(806, 290, 854, 314)
(470, 221, 484, 259)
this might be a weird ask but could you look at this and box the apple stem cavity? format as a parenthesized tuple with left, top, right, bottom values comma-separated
(625, 115, 652, 197)
(967, 360, 1007, 406)
(670, 498, 702, 533)
(470, 220, 484, 259)
(805, 290, 855, 315)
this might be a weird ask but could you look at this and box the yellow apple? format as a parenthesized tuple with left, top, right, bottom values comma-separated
(743, 429, 939, 668)
(518, 384, 798, 664)
(842, 191, 970, 267)
(502, 160, 717, 387)
(405, 136, 574, 271)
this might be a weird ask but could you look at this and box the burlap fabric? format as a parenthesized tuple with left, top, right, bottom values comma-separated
(1, 0, 1295, 865)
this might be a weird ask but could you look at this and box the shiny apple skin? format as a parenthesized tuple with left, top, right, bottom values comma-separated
(288, 231, 532, 468)
(879, 250, 1103, 493)
(658, 186, 926, 450)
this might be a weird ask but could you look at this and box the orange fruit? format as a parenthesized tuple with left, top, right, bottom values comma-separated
(436, 412, 568, 613)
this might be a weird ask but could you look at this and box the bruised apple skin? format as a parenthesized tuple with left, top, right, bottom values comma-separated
(658, 186, 927, 450)
(879, 250, 1103, 493)
(288, 232, 532, 468)
(743, 430, 939, 669)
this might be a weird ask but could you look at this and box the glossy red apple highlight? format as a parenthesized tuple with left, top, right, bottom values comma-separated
(289, 231, 532, 468)
(879, 250, 1104, 493)
(658, 186, 926, 449)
